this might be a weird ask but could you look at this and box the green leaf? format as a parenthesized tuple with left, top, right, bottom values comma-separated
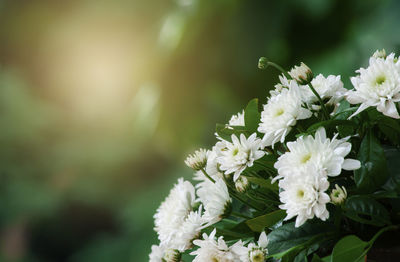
(267, 222, 334, 255)
(245, 209, 285, 232)
(343, 196, 390, 226)
(311, 254, 331, 262)
(306, 119, 357, 134)
(333, 100, 355, 137)
(215, 123, 249, 142)
(382, 146, 400, 193)
(354, 131, 389, 193)
(331, 235, 367, 262)
(244, 98, 261, 133)
(246, 177, 278, 192)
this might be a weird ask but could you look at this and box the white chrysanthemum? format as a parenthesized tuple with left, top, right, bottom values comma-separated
(301, 74, 346, 107)
(204, 142, 226, 179)
(191, 229, 243, 262)
(229, 110, 245, 126)
(330, 184, 347, 205)
(273, 127, 360, 183)
(233, 231, 269, 262)
(154, 178, 201, 250)
(185, 148, 209, 171)
(197, 178, 232, 225)
(149, 244, 165, 262)
(279, 167, 330, 227)
(258, 85, 312, 148)
(288, 62, 313, 85)
(174, 207, 206, 251)
(217, 133, 265, 181)
(346, 52, 400, 119)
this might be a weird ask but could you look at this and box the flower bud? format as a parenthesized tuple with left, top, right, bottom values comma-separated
(249, 248, 267, 262)
(235, 176, 249, 193)
(330, 184, 347, 205)
(288, 62, 313, 85)
(372, 49, 386, 59)
(185, 149, 208, 171)
(163, 249, 181, 262)
(258, 57, 269, 70)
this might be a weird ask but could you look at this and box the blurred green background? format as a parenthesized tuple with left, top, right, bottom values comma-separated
(0, 0, 399, 261)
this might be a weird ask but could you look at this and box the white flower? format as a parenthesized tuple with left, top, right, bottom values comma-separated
(175, 207, 206, 251)
(191, 229, 243, 262)
(234, 231, 269, 262)
(301, 74, 347, 107)
(258, 85, 312, 148)
(228, 110, 245, 126)
(149, 244, 165, 262)
(197, 178, 232, 225)
(288, 62, 313, 85)
(346, 52, 400, 119)
(217, 133, 265, 181)
(330, 184, 347, 205)
(273, 127, 360, 183)
(204, 142, 226, 179)
(278, 166, 330, 227)
(185, 148, 209, 171)
(154, 178, 203, 251)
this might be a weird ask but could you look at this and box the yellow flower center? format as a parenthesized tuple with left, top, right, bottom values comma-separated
(275, 108, 284, 116)
(375, 75, 386, 85)
(297, 189, 305, 198)
(301, 153, 312, 163)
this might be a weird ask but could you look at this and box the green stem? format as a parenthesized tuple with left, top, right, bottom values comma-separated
(369, 225, 399, 245)
(354, 224, 400, 261)
(200, 168, 215, 183)
(334, 205, 342, 229)
(307, 82, 330, 120)
(267, 62, 291, 78)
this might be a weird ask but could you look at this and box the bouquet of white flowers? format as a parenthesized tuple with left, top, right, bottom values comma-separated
(149, 49, 400, 262)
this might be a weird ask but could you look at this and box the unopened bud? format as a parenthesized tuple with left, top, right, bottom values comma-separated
(249, 248, 267, 262)
(163, 249, 181, 262)
(330, 184, 347, 205)
(235, 176, 249, 193)
(185, 149, 208, 171)
(288, 62, 313, 85)
(258, 57, 269, 70)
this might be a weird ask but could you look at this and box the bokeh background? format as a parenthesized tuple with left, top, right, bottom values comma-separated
(0, 0, 399, 261)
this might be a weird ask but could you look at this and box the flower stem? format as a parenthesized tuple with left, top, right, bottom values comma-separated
(267, 62, 291, 79)
(307, 82, 330, 120)
(369, 224, 399, 245)
(200, 168, 215, 183)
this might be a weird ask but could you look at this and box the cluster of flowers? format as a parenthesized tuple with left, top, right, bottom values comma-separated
(149, 49, 400, 261)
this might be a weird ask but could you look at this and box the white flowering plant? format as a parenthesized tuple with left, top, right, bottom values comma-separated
(149, 50, 400, 262)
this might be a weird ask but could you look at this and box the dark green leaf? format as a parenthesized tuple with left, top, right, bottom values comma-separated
(331, 235, 367, 262)
(333, 100, 355, 137)
(382, 146, 400, 193)
(246, 176, 278, 192)
(306, 119, 357, 134)
(354, 131, 389, 193)
(343, 196, 391, 226)
(244, 98, 261, 133)
(267, 222, 334, 255)
(215, 123, 249, 142)
(245, 209, 285, 232)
